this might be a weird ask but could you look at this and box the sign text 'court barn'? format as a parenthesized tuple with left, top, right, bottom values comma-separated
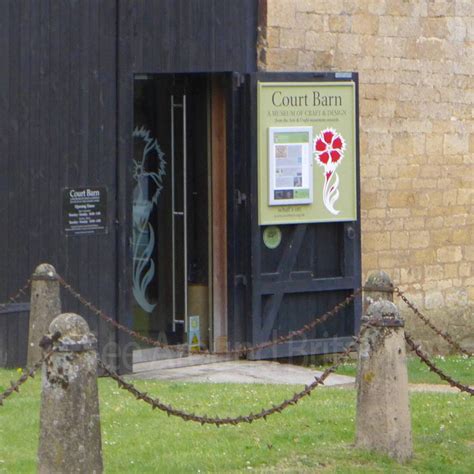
(271, 90, 342, 108)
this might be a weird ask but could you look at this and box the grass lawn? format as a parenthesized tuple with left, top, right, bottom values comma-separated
(0, 357, 473, 473)
(319, 354, 474, 385)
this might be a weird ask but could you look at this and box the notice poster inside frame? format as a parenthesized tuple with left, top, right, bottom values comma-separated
(269, 127, 313, 206)
(258, 80, 358, 225)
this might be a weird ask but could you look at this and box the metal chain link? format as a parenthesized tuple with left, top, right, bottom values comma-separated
(98, 324, 365, 426)
(58, 273, 361, 357)
(0, 332, 61, 407)
(396, 288, 472, 357)
(0, 279, 31, 314)
(0, 363, 40, 407)
(404, 332, 473, 396)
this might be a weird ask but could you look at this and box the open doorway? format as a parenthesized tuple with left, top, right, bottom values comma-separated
(131, 73, 228, 360)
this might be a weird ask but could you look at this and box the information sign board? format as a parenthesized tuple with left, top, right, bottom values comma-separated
(258, 81, 357, 225)
(268, 127, 313, 205)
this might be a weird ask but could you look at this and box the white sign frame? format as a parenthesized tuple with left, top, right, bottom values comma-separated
(268, 126, 313, 206)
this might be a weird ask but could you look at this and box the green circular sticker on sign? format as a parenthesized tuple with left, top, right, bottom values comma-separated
(263, 226, 282, 249)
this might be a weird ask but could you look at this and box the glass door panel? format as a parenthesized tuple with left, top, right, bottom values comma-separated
(132, 74, 210, 351)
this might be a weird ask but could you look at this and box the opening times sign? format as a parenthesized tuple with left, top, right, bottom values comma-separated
(63, 187, 108, 236)
(258, 81, 357, 225)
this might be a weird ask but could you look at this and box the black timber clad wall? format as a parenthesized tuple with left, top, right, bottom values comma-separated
(1, 0, 257, 367)
(0, 0, 117, 367)
(127, 0, 257, 73)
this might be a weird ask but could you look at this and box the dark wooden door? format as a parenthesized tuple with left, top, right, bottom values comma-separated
(246, 72, 362, 359)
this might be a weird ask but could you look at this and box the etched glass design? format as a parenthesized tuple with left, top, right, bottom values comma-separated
(132, 126, 166, 313)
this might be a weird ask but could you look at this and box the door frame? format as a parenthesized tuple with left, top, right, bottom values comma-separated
(117, 70, 359, 369)
(121, 72, 240, 367)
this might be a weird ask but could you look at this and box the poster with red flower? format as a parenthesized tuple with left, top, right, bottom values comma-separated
(313, 128, 346, 215)
(257, 81, 357, 225)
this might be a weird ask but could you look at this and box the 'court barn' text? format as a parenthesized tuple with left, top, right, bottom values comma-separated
(271, 90, 342, 107)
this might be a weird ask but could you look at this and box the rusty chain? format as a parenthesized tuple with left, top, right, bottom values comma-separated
(0, 279, 31, 314)
(0, 361, 42, 407)
(0, 332, 61, 407)
(58, 273, 361, 357)
(404, 332, 473, 396)
(396, 288, 472, 357)
(98, 324, 366, 426)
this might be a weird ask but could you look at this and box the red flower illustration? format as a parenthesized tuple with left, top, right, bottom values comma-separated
(314, 128, 346, 168)
(313, 128, 347, 216)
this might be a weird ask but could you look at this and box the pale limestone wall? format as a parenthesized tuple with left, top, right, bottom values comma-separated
(259, 0, 474, 352)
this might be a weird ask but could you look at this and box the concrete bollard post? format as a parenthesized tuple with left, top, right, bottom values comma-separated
(363, 271, 394, 314)
(27, 264, 61, 367)
(38, 313, 103, 474)
(355, 300, 412, 463)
